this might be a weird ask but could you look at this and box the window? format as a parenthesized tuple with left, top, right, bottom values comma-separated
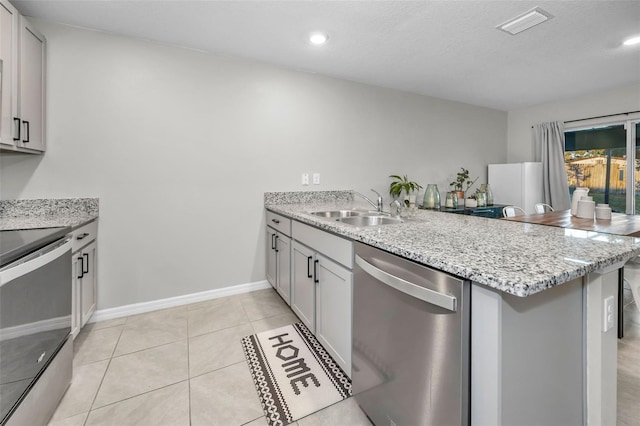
(565, 118, 640, 214)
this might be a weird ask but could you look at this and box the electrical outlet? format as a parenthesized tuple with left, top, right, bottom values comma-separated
(301, 173, 309, 186)
(313, 173, 320, 185)
(603, 295, 615, 332)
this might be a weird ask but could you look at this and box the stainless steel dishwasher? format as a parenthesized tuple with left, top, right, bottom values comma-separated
(352, 242, 470, 426)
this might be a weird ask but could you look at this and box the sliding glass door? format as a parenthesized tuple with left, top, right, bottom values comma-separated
(634, 122, 640, 214)
(565, 119, 639, 214)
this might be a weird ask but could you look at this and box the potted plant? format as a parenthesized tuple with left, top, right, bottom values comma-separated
(389, 175, 423, 207)
(465, 193, 478, 208)
(450, 168, 478, 202)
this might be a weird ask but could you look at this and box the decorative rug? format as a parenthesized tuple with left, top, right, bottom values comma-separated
(241, 322, 352, 426)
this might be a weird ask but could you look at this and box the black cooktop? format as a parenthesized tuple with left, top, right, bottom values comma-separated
(0, 227, 71, 268)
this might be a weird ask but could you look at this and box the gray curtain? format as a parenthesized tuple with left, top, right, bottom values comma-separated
(534, 121, 571, 210)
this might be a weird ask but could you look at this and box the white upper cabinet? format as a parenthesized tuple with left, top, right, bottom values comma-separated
(0, 0, 45, 153)
(0, 0, 18, 148)
(18, 16, 45, 151)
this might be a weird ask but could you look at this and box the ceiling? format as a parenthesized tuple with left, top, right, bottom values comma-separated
(11, 0, 640, 111)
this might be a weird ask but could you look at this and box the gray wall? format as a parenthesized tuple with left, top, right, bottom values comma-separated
(0, 20, 507, 310)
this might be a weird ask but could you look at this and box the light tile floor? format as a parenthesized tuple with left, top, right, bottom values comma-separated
(47, 288, 371, 426)
(48, 287, 640, 426)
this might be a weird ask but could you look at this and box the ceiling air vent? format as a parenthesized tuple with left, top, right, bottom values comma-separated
(497, 7, 552, 35)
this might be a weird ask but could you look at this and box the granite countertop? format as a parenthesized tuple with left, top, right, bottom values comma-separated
(0, 198, 99, 231)
(265, 191, 640, 297)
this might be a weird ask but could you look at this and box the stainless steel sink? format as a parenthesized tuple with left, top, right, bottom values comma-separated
(310, 210, 376, 218)
(338, 216, 404, 226)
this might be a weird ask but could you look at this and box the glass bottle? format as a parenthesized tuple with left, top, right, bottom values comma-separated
(480, 184, 494, 205)
(423, 184, 440, 209)
(476, 191, 487, 207)
(445, 191, 458, 208)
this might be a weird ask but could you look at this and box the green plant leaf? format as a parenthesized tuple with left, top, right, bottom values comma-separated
(389, 174, 421, 197)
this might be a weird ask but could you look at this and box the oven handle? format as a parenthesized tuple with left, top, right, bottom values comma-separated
(355, 255, 457, 312)
(0, 237, 72, 285)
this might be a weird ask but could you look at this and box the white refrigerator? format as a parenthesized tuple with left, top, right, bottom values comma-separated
(488, 162, 543, 214)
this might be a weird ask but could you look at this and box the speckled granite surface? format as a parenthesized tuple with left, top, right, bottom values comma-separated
(265, 193, 640, 297)
(264, 190, 353, 205)
(0, 198, 98, 230)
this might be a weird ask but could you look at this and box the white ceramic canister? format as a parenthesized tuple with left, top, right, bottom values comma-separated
(571, 187, 590, 216)
(576, 198, 596, 219)
(595, 204, 612, 220)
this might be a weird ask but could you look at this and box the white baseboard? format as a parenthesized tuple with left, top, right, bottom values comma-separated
(89, 280, 272, 323)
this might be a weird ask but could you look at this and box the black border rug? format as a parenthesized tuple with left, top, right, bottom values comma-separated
(241, 322, 351, 426)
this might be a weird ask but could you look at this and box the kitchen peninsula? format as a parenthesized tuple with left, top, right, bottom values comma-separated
(266, 190, 640, 426)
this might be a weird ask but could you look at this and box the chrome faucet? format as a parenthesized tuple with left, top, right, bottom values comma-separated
(353, 189, 384, 212)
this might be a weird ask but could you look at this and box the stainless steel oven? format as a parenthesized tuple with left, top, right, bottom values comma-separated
(0, 227, 73, 425)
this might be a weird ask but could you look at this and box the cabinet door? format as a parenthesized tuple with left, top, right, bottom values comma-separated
(80, 241, 97, 326)
(266, 227, 277, 288)
(315, 253, 352, 376)
(0, 0, 18, 148)
(276, 234, 291, 305)
(17, 16, 45, 151)
(291, 241, 315, 332)
(71, 254, 82, 339)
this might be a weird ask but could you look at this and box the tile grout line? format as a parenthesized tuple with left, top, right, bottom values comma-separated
(81, 322, 126, 426)
(110, 337, 189, 360)
(188, 359, 249, 381)
(188, 320, 252, 340)
(79, 380, 192, 417)
(241, 415, 265, 426)
(55, 290, 288, 425)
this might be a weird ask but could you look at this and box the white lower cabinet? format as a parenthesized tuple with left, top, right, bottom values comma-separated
(314, 253, 352, 375)
(266, 227, 277, 289)
(291, 221, 353, 376)
(291, 241, 316, 330)
(79, 241, 97, 325)
(266, 213, 292, 305)
(266, 227, 291, 304)
(71, 221, 98, 339)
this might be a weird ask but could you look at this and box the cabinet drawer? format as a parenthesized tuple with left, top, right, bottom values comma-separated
(293, 221, 353, 269)
(266, 211, 291, 236)
(71, 220, 98, 253)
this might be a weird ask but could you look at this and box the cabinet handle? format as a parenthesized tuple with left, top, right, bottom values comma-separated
(83, 253, 89, 274)
(13, 118, 20, 141)
(22, 121, 30, 143)
(274, 235, 279, 253)
(271, 219, 280, 224)
(77, 256, 84, 279)
(307, 256, 313, 278)
(271, 234, 276, 250)
(76, 232, 89, 240)
(313, 259, 319, 284)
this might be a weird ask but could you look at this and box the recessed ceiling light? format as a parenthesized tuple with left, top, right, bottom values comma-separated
(497, 7, 553, 35)
(623, 36, 640, 46)
(309, 32, 329, 46)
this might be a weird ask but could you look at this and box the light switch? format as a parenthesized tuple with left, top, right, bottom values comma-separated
(313, 173, 320, 185)
(603, 295, 615, 332)
(301, 173, 309, 186)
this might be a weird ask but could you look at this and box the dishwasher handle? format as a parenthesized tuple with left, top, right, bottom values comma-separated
(355, 255, 457, 312)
